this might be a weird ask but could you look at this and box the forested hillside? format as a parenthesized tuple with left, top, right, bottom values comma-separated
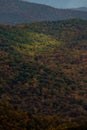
(0, 19, 87, 129)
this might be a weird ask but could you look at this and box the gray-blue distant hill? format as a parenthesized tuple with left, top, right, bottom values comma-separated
(0, 0, 87, 25)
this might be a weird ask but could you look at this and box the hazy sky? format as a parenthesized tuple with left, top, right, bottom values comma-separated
(23, 0, 87, 8)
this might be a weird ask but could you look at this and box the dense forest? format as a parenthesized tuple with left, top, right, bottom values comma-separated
(0, 19, 87, 129)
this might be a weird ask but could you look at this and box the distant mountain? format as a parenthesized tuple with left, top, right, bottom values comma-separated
(0, 0, 87, 25)
(72, 7, 87, 12)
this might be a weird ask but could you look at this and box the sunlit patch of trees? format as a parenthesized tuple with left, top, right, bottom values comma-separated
(0, 19, 87, 129)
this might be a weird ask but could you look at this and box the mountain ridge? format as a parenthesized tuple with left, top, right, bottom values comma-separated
(72, 7, 87, 12)
(0, 0, 87, 25)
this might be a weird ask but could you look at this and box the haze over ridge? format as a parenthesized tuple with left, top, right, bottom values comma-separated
(23, 0, 87, 9)
(0, 0, 87, 25)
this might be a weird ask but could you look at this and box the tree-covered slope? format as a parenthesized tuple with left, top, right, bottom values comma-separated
(0, 19, 87, 129)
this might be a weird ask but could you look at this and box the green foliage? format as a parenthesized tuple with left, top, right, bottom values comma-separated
(0, 19, 87, 129)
